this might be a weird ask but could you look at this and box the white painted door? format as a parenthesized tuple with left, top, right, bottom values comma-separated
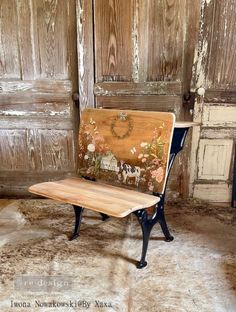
(190, 0, 236, 203)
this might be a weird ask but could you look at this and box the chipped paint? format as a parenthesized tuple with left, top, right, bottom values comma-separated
(190, 0, 236, 202)
(0, 110, 26, 116)
(0, 109, 69, 117)
(77, 3, 85, 111)
(132, 0, 139, 82)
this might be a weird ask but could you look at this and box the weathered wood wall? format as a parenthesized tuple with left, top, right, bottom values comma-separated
(190, 0, 236, 203)
(0, 0, 77, 196)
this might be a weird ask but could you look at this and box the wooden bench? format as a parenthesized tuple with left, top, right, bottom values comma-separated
(29, 108, 194, 268)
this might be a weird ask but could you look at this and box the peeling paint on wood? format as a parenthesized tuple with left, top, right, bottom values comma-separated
(197, 139, 233, 180)
(94, 82, 182, 96)
(190, 0, 236, 203)
(96, 95, 181, 116)
(0, 1, 77, 197)
(0, 80, 72, 94)
(194, 183, 232, 202)
(132, 0, 139, 82)
(202, 104, 236, 127)
(76, 0, 94, 110)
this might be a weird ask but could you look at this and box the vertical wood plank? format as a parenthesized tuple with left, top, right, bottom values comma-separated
(0, 0, 21, 78)
(94, 0, 133, 82)
(39, 130, 75, 171)
(0, 130, 29, 171)
(132, 0, 139, 82)
(76, 0, 94, 110)
(139, 0, 185, 81)
(207, 0, 236, 87)
(34, 0, 69, 78)
(67, 0, 78, 91)
(16, 0, 35, 79)
(183, 0, 200, 94)
(27, 129, 43, 172)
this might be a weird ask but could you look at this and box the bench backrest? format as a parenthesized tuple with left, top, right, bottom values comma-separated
(78, 109, 175, 194)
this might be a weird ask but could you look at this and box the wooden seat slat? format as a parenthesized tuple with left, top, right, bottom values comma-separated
(29, 178, 159, 218)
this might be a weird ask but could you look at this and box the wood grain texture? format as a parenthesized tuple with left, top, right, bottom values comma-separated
(0, 79, 72, 94)
(0, 130, 29, 171)
(206, 0, 236, 87)
(76, 0, 94, 110)
(96, 95, 182, 116)
(0, 0, 21, 78)
(138, 0, 185, 81)
(182, 0, 200, 94)
(39, 130, 75, 172)
(94, 0, 133, 82)
(34, 0, 69, 78)
(0, 80, 74, 130)
(0, 129, 75, 173)
(204, 89, 236, 103)
(0, 1, 77, 197)
(16, 0, 35, 79)
(29, 177, 159, 217)
(190, 0, 236, 203)
(94, 82, 182, 96)
(27, 129, 75, 172)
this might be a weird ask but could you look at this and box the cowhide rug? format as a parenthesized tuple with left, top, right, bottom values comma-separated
(0, 199, 235, 312)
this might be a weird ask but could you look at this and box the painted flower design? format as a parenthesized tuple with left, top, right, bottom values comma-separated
(79, 116, 168, 194)
(140, 142, 148, 148)
(87, 143, 95, 152)
(148, 182, 154, 191)
(130, 147, 137, 154)
(151, 158, 160, 165)
(151, 167, 164, 183)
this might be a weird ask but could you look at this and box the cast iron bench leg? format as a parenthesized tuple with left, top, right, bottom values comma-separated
(69, 205, 84, 241)
(133, 209, 155, 269)
(100, 213, 109, 221)
(155, 196, 174, 242)
(156, 207, 174, 242)
(133, 198, 174, 269)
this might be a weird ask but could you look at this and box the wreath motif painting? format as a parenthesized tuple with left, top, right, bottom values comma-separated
(78, 113, 170, 194)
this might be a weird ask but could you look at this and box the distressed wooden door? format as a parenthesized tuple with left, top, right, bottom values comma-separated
(77, 0, 200, 198)
(0, 0, 77, 196)
(190, 0, 236, 203)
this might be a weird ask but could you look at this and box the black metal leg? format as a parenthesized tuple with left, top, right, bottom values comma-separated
(152, 194, 174, 242)
(69, 205, 83, 241)
(156, 206, 174, 242)
(100, 213, 109, 221)
(133, 210, 155, 269)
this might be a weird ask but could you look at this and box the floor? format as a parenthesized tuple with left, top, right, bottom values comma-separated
(0, 199, 235, 312)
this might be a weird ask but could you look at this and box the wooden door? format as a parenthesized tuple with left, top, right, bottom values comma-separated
(0, 0, 77, 196)
(190, 0, 236, 203)
(77, 0, 200, 198)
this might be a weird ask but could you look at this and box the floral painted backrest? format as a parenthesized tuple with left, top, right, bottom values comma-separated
(78, 109, 175, 194)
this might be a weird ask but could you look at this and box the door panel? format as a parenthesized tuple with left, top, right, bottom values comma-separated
(93, 0, 192, 119)
(190, 0, 236, 203)
(197, 139, 233, 180)
(0, 0, 77, 197)
(94, 0, 133, 82)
